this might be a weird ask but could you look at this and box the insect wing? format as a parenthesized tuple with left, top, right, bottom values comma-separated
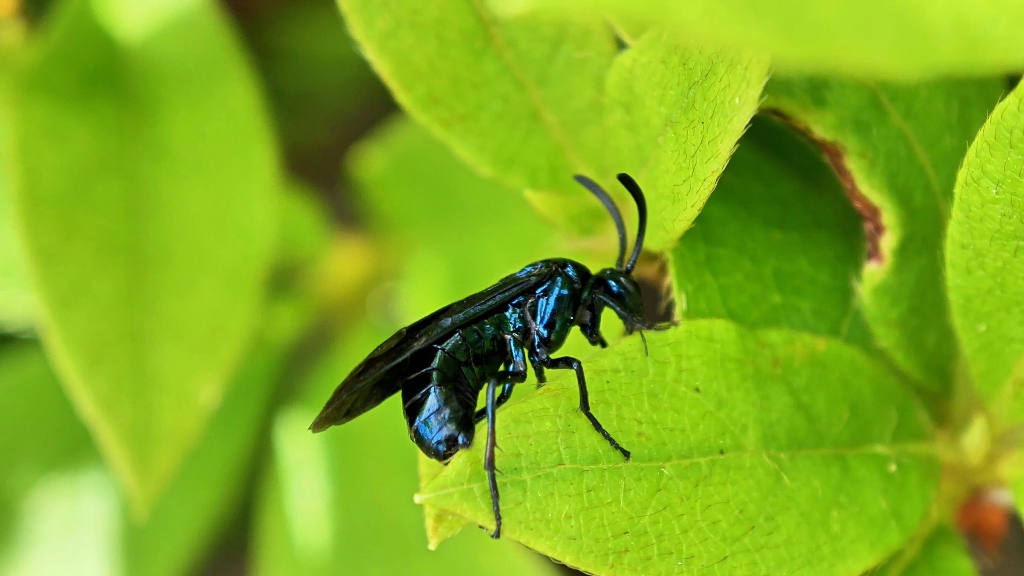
(309, 261, 558, 432)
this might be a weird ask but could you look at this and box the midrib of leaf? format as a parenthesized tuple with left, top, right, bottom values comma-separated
(467, 0, 594, 177)
(420, 441, 939, 498)
(866, 82, 946, 217)
(122, 48, 148, 487)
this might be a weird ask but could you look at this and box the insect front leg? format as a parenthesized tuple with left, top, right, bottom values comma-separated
(543, 356, 631, 461)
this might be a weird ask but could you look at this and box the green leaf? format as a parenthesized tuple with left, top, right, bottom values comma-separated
(0, 96, 33, 332)
(604, 29, 768, 250)
(9, 0, 279, 512)
(252, 322, 558, 576)
(338, 0, 616, 229)
(123, 291, 308, 576)
(673, 115, 869, 345)
(491, 0, 1024, 81)
(419, 321, 937, 575)
(946, 81, 1024, 424)
(337, 2, 767, 247)
(764, 77, 1003, 395)
(872, 525, 976, 576)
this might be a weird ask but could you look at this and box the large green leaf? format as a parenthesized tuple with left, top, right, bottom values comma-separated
(10, 0, 279, 511)
(604, 29, 767, 250)
(491, 0, 1024, 81)
(252, 322, 557, 576)
(673, 116, 868, 345)
(946, 82, 1024, 423)
(764, 78, 1002, 395)
(337, 0, 767, 246)
(419, 321, 937, 575)
(338, 0, 615, 220)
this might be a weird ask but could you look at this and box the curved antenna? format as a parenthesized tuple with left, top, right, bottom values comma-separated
(616, 173, 647, 273)
(574, 174, 627, 270)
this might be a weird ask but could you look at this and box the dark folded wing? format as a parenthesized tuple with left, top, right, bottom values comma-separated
(309, 261, 558, 432)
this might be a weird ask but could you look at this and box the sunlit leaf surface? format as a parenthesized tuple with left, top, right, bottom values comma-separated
(421, 322, 937, 575)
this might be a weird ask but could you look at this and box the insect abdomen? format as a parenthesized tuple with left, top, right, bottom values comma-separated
(401, 313, 516, 461)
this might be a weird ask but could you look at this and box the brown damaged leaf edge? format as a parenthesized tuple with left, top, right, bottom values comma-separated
(767, 111, 885, 266)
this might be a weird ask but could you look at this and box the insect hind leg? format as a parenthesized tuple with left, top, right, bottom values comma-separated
(474, 382, 513, 423)
(484, 377, 502, 538)
(473, 334, 528, 423)
(544, 356, 631, 461)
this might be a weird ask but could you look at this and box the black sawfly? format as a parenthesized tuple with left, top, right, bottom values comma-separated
(311, 173, 658, 538)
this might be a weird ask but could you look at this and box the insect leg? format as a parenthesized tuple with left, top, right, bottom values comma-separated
(473, 382, 513, 423)
(544, 356, 631, 461)
(522, 297, 547, 384)
(473, 335, 528, 423)
(484, 376, 502, 539)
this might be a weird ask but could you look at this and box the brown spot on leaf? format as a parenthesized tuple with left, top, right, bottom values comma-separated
(766, 111, 886, 266)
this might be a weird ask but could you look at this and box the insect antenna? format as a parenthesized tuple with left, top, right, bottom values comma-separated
(616, 173, 647, 274)
(574, 174, 628, 270)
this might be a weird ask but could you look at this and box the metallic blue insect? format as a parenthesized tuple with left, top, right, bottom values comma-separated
(311, 173, 654, 538)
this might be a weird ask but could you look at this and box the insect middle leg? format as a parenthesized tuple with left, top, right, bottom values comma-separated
(543, 356, 631, 460)
(473, 335, 527, 423)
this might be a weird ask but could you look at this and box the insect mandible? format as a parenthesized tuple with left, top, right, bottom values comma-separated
(310, 173, 657, 538)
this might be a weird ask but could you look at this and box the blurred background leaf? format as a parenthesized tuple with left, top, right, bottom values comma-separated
(872, 525, 978, 576)
(491, 0, 1024, 80)
(348, 115, 565, 317)
(241, 0, 391, 212)
(0, 101, 33, 333)
(0, 176, 334, 576)
(9, 0, 279, 512)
